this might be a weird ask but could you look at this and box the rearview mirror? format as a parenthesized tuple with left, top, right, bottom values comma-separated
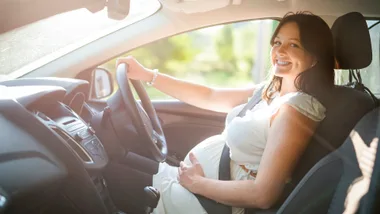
(92, 68, 113, 99)
(107, 0, 130, 20)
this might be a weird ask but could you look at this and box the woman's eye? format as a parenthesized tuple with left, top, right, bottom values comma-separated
(290, 43, 299, 48)
(274, 41, 281, 46)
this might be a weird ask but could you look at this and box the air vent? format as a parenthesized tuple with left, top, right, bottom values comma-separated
(62, 119, 86, 134)
(63, 119, 76, 125)
(50, 126, 92, 163)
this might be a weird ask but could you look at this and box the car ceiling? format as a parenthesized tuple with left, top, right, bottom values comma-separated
(3, 0, 380, 80)
(2, 0, 379, 33)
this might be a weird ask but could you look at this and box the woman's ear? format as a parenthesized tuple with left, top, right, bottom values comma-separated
(310, 60, 317, 68)
(310, 56, 318, 68)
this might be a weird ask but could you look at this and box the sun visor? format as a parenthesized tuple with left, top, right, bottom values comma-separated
(159, 0, 242, 14)
(331, 12, 372, 69)
(0, 0, 105, 34)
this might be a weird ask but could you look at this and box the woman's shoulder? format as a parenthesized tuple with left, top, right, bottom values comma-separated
(277, 92, 326, 122)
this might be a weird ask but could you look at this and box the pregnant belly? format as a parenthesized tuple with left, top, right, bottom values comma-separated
(183, 135, 226, 180)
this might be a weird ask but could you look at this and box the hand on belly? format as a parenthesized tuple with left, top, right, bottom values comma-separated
(183, 135, 226, 179)
(178, 153, 206, 193)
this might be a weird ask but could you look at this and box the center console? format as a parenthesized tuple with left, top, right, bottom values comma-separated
(32, 100, 158, 214)
(32, 102, 127, 213)
(54, 116, 107, 165)
(33, 103, 108, 169)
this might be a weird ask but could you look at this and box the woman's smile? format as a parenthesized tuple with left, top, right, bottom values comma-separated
(275, 59, 292, 66)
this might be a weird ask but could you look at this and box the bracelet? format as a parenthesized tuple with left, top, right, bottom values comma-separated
(147, 69, 159, 86)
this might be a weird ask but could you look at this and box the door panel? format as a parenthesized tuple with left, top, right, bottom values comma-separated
(154, 101, 225, 162)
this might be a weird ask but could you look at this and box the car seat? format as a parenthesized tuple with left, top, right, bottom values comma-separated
(277, 104, 380, 214)
(261, 12, 379, 214)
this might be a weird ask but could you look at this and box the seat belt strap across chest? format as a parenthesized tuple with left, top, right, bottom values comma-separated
(195, 85, 265, 214)
(219, 85, 265, 180)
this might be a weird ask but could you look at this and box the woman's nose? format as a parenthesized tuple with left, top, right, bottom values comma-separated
(276, 44, 286, 56)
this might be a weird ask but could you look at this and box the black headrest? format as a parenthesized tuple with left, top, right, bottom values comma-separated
(331, 12, 372, 69)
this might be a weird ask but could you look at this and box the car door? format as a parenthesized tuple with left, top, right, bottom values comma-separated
(84, 19, 279, 163)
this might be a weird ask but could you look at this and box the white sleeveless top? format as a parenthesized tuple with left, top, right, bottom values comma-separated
(153, 91, 326, 214)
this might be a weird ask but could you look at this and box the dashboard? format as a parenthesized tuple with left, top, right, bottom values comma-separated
(0, 78, 112, 214)
(31, 99, 108, 168)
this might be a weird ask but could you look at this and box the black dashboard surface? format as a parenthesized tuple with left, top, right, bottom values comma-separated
(0, 85, 68, 209)
(0, 79, 109, 214)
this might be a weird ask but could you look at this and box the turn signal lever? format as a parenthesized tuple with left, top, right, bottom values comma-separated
(144, 186, 160, 214)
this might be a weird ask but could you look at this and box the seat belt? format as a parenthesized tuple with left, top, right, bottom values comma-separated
(195, 85, 265, 214)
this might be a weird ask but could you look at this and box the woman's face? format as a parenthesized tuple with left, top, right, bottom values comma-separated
(270, 22, 315, 79)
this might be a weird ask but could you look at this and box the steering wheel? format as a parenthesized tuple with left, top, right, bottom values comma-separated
(115, 63, 167, 162)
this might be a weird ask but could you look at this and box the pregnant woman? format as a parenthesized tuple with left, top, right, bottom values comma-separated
(114, 11, 334, 214)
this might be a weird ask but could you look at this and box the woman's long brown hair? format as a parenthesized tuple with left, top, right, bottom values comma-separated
(263, 12, 335, 104)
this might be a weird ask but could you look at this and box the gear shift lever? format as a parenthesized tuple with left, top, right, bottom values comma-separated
(144, 186, 160, 214)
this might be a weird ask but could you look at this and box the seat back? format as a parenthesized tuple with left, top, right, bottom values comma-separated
(359, 127, 380, 214)
(289, 86, 375, 186)
(278, 107, 380, 214)
(275, 12, 376, 213)
(328, 108, 379, 214)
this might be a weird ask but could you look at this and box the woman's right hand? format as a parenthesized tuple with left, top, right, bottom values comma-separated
(116, 56, 154, 82)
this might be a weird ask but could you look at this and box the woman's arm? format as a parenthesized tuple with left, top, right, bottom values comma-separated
(179, 105, 319, 209)
(116, 56, 256, 113)
(153, 73, 255, 112)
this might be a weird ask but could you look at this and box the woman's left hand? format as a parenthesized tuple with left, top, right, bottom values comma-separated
(178, 152, 205, 193)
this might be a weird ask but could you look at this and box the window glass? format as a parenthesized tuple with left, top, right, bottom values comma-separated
(362, 21, 380, 95)
(101, 19, 279, 100)
(0, 0, 160, 78)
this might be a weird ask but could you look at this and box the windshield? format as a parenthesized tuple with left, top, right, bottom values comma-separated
(0, 0, 160, 78)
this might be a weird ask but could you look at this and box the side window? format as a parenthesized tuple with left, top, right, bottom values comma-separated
(362, 21, 380, 95)
(101, 19, 279, 100)
(335, 20, 380, 95)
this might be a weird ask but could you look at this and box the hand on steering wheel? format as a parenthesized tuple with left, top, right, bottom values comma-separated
(116, 56, 155, 82)
(115, 57, 167, 162)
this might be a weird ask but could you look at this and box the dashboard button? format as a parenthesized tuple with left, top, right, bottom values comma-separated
(74, 133, 84, 142)
(88, 126, 96, 135)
